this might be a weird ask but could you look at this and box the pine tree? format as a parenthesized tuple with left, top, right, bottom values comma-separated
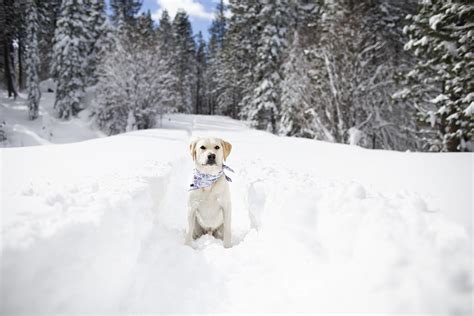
(244, 0, 291, 132)
(25, 0, 41, 120)
(311, 0, 381, 144)
(207, 0, 228, 115)
(86, 0, 113, 85)
(195, 31, 208, 114)
(51, 0, 90, 119)
(403, 0, 473, 151)
(278, 1, 331, 139)
(93, 14, 126, 134)
(132, 10, 159, 129)
(93, 12, 165, 134)
(223, 0, 261, 119)
(156, 10, 179, 112)
(209, 0, 227, 50)
(134, 10, 155, 47)
(172, 10, 197, 113)
(206, 39, 218, 115)
(12, 0, 28, 91)
(110, 0, 141, 26)
(306, 0, 420, 150)
(279, 32, 316, 138)
(37, 0, 62, 80)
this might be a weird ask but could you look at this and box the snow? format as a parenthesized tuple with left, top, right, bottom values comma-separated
(0, 88, 104, 147)
(430, 93, 449, 104)
(391, 87, 410, 100)
(442, 40, 458, 56)
(464, 102, 474, 116)
(429, 110, 437, 127)
(429, 13, 444, 31)
(348, 127, 363, 146)
(39, 78, 57, 93)
(1, 110, 473, 313)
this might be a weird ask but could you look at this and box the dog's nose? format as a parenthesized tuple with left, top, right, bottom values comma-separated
(208, 154, 216, 160)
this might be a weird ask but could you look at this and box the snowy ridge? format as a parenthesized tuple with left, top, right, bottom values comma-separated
(1, 115, 472, 314)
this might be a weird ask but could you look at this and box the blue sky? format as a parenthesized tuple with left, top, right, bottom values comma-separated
(138, 0, 225, 41)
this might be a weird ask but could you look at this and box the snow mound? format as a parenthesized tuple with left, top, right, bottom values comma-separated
(1, 115, 472, 314)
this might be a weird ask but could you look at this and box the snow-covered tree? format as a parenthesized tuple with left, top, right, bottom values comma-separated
(206, 0, 227, 114)
(212, 45, 238, 117)
(207, 0, 231, 115)
(223, 0, 261, 119)
(37, 0, 62, 80)
(51, 0, 90, 119)
(172, 10, 197, 113)
(279, 32, 316, 138)
(134, 10, 155, 46)
(156, 10, 179, 112)
(276, 1, 323, 138)
(205, 0, 422, 150)
(85, 0, 113, 85)
(110, 0, 141, 25)
(25, 0, 41, 120)
(157, 9, 173, 52)
(195, 32, 208, 114)
(306, 0, 420, 150)
(209, 0, 227, 49)
(243, 0, 291, 132)
(93, 15, 166, 134)
(403, 0, 473, 151)
(11, 0, 28, 91)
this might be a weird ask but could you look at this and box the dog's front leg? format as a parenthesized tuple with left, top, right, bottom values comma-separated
(185, 206, 197, 246)
(222, 203, 232, 248)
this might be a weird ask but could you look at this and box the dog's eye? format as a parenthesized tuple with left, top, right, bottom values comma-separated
(200, 146, 206, 150)
(215, 146, 220, 150)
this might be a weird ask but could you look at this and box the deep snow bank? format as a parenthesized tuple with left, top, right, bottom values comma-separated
(1, 114, 472, 314)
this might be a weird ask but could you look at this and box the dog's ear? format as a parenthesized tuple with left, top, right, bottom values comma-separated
(221, 139, 232, 161)
(189, 139, 198, 161)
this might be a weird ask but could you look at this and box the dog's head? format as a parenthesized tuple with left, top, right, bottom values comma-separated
(189, 137, 232, 174)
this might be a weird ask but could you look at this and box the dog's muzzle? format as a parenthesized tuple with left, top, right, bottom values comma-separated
(206, 154, 216, 165)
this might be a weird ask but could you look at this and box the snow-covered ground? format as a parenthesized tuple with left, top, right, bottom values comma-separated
(1, 98, 473, 313)
(0, 83, 104, 147)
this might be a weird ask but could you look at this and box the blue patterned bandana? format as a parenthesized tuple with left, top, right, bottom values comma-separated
(189, 164, 234, 191)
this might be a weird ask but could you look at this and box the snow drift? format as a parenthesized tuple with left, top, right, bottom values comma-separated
(1, 115, 472, 314)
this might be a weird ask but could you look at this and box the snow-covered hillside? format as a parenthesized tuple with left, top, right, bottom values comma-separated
(0, 86, 104, 147)
(1, 114, 472, 314)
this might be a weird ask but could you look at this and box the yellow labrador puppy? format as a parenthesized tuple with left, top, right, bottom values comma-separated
(186, 137, 233, 248)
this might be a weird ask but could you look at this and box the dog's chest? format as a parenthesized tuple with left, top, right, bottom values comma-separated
(195, 190, 224, 229)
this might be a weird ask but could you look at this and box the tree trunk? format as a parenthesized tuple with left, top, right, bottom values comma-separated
(0, 0, 4, 84)
(446, 122, 460, 152)
(5, 41, 17, 98)
(210, 96, 214, 115)
(2, 0, 17, 98)
(18, 40, 25, 91)
(195, 78, 200, 114)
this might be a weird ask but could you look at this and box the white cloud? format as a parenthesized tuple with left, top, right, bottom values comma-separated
(152, 0, 214, 21)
